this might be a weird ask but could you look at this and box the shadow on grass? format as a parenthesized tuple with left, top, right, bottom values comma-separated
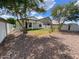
(0, 34, 73, 59)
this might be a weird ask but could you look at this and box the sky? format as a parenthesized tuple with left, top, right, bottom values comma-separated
(0, 0, 79, 25)
(30, 0, 56, 19)
(0, 0, 72, 19)
(30, 0, 73, 19)
(55, 0, 72, 5)
(75, 0, 79, 6)
(32, 0, 79, 25)
(1, 0, 79, 24)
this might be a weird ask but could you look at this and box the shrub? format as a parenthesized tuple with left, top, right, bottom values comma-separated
(7, 18, 16, 24)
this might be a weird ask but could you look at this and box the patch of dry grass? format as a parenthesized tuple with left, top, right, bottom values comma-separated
(28, 28, 60, 36)
(28, 28, 51, 36)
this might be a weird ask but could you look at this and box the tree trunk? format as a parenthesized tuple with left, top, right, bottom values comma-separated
(58, 19, 66, 30)
(68, 24, 71, 31)
(16, 14, 27, 34)
(50, 19, 53, 32)
(22, 20, 28, 34)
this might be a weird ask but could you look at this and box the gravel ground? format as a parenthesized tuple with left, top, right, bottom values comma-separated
(0, 31, 79, 59)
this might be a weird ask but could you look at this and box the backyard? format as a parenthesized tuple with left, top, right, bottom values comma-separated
(28, 28, 52, 36)
(0, 0, 79, 59)
(28, 26, 59, 36)
(0, 31, 79, 59)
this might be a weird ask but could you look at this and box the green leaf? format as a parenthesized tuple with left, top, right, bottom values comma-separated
(7, 18, 16, 24)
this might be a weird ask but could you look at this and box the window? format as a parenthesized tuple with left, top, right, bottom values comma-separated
(29, 23, 32, 27)
(39, 24, 42, 27)
(26, 22, 27, 28)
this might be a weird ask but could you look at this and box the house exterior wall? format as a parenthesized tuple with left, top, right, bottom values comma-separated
(32, 22, 39, 29)
(42, 25, 51, 28)
(27, 20, 44, 29)
(70, 24, 79, 31)
(0, 22, 14, 43)
(0, 22, 7, 43)
(16, 20, 50, 30)
(61, 24, 79, 32)
(16, 21, 22, 31)
(61, 24, 69, 31)
(7, 23, 14, 34)
(52, 20, 59, 24)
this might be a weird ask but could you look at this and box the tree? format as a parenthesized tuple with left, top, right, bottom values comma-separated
(52, 5, 64, 30)
(7, 18, 16, 24)
(52, 2, 79, 30)
(0, 0, 45, 34)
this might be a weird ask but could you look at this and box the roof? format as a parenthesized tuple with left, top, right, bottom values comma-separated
(19, 16, 38, 20)
(38, 17, 51, 25)
(0, 17, 7, 22)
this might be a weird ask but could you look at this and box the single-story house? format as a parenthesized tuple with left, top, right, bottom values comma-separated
(16, 16, 79, 32)
(16, 17, 51, 30)
(0, 18, 14, 43)
(16, 19, 44, 30)
(26, 20, 44, 29)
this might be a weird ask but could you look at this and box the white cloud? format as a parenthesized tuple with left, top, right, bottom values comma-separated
(30, 10, 38, 16)
(43, 0, 56, 10)
(44, 0, 55, 2)
(0, 0, 56, 19)
(46, 2, 56, 10)
(75, 0, 79, 6)
(30, 0, 56, 19)
(44, 0, 48, 2)
(38, 0, 56, 10)
(35, 16, 44, 19)
(0, 15, 14, 19)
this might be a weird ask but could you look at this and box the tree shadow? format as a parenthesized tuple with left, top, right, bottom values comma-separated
(0, 34, 16, 56)
(0, 34, 73, 59)
(60, 30, 79, 35)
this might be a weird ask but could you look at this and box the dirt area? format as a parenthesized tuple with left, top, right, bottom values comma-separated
(0, 31, 79, 59)
(51, 32, 79, 59)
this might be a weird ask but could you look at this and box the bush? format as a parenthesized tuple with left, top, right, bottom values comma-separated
(7, 18, 16, 24)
